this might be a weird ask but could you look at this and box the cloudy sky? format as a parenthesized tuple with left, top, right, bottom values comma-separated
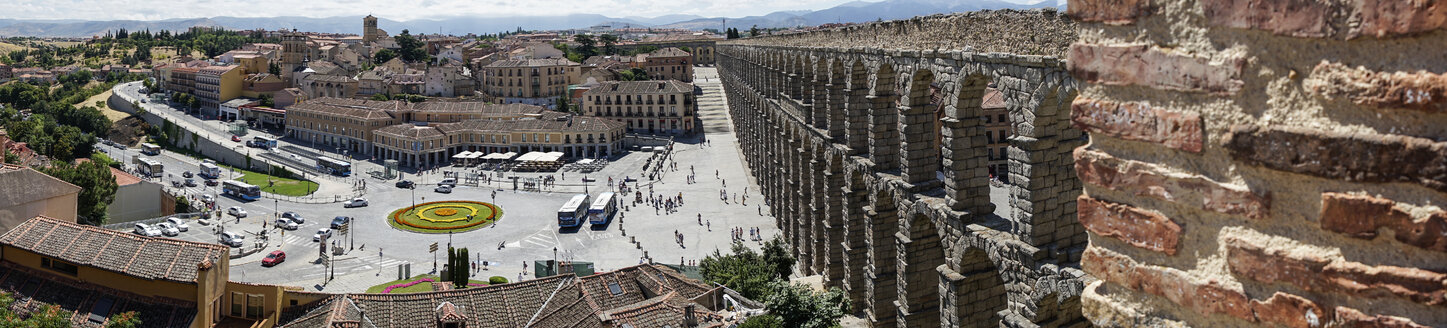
(3, 0, 998, 21)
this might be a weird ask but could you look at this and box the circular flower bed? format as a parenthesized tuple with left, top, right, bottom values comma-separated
(388, 201, 502, 233)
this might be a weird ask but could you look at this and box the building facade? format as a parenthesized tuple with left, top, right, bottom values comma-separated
(980, 87, 1011, 179)
(286, 97, 625, 167)
(194, 65, 243, 116)
(580, 80, 697, 135)
(640, 47, 693, 82)
(0, 165, 80, 233)
(480, 58, 580, 109)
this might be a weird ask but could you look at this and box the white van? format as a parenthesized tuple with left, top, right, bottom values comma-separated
(439, 178, 457, 187)
(219, 231, 245, 247)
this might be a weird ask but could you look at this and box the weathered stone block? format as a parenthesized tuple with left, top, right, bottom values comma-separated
(1077, 195, 1182, 255)
(1200, 0, 1336, 37)
(1334, 306, 1431, 328)
(1075, 148, 1269, 219)
(1082, 247, 1255, 321)
(1225, 236, 1447, 306)
(1320, 193, 1447, 252)
(1223, 124, 1447, 193)
(1068, 43, 1244, 95)
(1070, 98, 1204, 152)
(1067, 0, 1153, 24)
(1305, 61, 1447, 113)
(1249, 292, 1327, 328)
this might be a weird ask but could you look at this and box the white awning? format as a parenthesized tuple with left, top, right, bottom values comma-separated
(466, 152, 485, 159)
(452, 151, 473, 159)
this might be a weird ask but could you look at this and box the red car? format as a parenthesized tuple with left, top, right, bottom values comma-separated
(231, 135, 242, 142)
(261, 250, 286, 267)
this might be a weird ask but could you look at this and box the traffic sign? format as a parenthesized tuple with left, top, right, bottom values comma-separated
(429, 242, 439, 253)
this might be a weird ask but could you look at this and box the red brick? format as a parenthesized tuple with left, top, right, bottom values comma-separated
(1334, 306, 1431, 328)
(1074, 148, 1269, 219)
(1077, 196, 1182, 255)
(1357, 0, 1447, 38)
(1201, 0, 1336, 37)
(1082, 247, 1256, 321)
(1321, 193, 1447, 252)
(1223, 124, 1447, 193)
(1225, 236, 1447, 306)
(1250, 292, 1329, 328)
(1068, 43, 1245, 95)
(1067, 0, 1152, 25)
(1306, 61, 1447, 113)
(1071, 98, 1203, 152)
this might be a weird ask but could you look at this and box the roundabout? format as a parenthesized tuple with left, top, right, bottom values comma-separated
(388, 201, 503, 233)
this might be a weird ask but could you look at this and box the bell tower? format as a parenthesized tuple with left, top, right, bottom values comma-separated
(363, 15, 379, 43)
(280, 29, 306, 82)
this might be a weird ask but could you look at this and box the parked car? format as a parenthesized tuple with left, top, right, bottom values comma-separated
(165, 217, 190, 232)
(200, 194, 215, 204)
(274, 217, 299, 230)
(395, 180, 415, 189)
(154, 222, 181, 236)
(434, 185, 453, 193)
(133, 223, 161, 237)
(227, 206, 247, 218)
(330, 216, 351, 229)
(231, 135, 242, 142)
(281, 211, 304, 223)
(439, 178, 457, 187)
(220, 231, 245, 247)
(313, 228, 332, 242)
(204, 179, 219, 186)
(261, 250, 286, 267)
(184, 178, 197, 187)
(182, 171, 193, 178)
(343, 198, 368, 208)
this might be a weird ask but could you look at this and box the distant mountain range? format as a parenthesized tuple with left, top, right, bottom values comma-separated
(0, 0, 1063, 38)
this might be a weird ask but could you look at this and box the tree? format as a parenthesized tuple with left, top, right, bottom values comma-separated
(737, 314, 783, 328)
(1, 146, 17, 164)
(749, 25, 761, 37)
(573, 34, 597, 57)
(555, 95, 570, 112)
(104, 311, 142, 328)
(599, 34, 619, 55)
(41, 154, 118, 225)
(268, 62, 281, 75)
(700, 241, 783, 300)
(259, 94, 274, 107)
(373, 48, 397, 65)
(761, 236, 794, 280)
(175, 195, 192, 213)
(0, 291, 72, 327)
(764, 282, 850, 328)
(395, 30, 428, 63)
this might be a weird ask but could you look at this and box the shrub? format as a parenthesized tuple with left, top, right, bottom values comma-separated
(489, 276, 509, 284)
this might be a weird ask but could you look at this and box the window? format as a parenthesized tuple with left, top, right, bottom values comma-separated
(998, 114, 1006, 123)
(41, 257, 78, 275)
(607, 281, 623, 295)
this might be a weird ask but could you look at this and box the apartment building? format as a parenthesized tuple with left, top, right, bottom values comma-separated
(580, 80, 697, 135)
(480, 58, 580, 109)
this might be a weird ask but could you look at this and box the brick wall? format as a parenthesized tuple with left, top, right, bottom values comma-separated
(1069, 0, 1447, 326)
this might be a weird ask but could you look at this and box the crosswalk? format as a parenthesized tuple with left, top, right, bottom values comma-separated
(511, 229, 560, 249)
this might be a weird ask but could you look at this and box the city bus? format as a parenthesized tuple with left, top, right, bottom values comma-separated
(316, 156, 352, 176)
(557, 194, 590, 229)
(250, 136, 277, 149)
(140, 143, 161, 155)
(198, 160, 222, 179)
(132, 157, 163, 178)
(222, 180, 262, 201)
(588, 192, 618, 226)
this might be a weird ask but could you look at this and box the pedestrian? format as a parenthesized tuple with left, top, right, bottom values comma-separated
(379, 248, 383, 258)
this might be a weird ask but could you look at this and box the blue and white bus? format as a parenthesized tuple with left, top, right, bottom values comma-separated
(588, 192, 617, 226)
(250, 136, 277, 149)
(198, 160, 222, 179)
(221, 180, 261, 201)
(558, 194, 590, 228)
(316, 156, 352, 176)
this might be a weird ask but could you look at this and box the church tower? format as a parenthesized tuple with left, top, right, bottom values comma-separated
(280, 29, 307, 83)
(363, 15, 379, 43)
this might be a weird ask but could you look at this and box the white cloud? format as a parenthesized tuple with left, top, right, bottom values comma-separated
(5, 0, 863, 21)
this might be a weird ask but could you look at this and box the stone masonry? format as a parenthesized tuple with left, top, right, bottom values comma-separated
(717, 9, 1090, 328)
(1071, 0, 1447, 327)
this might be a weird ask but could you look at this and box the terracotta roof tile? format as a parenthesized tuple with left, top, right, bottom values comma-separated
(0, 217, 228, 284)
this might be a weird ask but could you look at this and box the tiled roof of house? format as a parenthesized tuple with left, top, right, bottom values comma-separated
(982, 87, 1006, 110)
(276, 264, 746, 328)
(484, 58, 579, 68)
(0, 261, 198, 328)
(286, 97, 400, 120)
(413, 102, 545, 116)
(110, 167, 142, 186)
(434, 112, 625, 135)
(582, 80, 693, 96)
(648, 47, 692, 58)
(0, 216, 228, 284)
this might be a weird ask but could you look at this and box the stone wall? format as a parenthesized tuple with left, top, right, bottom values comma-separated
(1069, 0, 1447, 327)
(715, 9, 1089, 327)
(110, 85, 278, 174)
(726, 9, 1077, 58)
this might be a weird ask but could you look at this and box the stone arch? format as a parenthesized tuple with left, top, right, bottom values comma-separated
(863, 184, 900, 326)
(900, 68, 941, 186)
(897, 211, 945, 327)
(845, 60, 871, 154)
(940, 246, 1008, 328)
(825, 59, 847, 140)
(868, 63, 900, 171)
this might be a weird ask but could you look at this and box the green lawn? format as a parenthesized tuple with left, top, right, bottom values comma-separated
(364, 274, 491, 294)
(388, 201, 502, 233)
(215, 164, 318, 196)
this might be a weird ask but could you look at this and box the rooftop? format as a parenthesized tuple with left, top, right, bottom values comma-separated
(0, 216, 229, 284)
(582, 80, 693, 96)
(485, 58, 579, 68)
(0, 165, 82, 209)
(648, 47, 692, 58)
